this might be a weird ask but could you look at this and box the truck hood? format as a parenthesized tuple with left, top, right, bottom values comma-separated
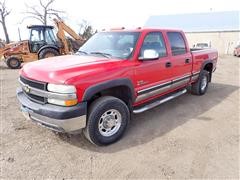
(21, 55, 124, 84)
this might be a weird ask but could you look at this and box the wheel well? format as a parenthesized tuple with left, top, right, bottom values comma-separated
(203, 63, 213, 81)
(88, 86, 133, 108)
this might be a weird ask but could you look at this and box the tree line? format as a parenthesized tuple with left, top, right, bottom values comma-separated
(0, 0, 95, 44)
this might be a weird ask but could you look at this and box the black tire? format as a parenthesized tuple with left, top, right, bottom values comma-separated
(191, 70, 210, 95)
(38, 48, 59, 59)
(6, 57, 21, 69)
(84, 96, 130, 146)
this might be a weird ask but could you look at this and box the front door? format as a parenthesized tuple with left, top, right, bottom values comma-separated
(29, 27, 46, 53)
(134, 32, 173, 103)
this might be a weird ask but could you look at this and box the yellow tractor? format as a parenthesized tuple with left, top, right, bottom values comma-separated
(0, 19, 84, 69)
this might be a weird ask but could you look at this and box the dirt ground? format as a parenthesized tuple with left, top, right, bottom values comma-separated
(0, 56, 239, 179)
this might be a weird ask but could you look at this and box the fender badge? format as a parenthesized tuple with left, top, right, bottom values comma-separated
(23, 85, 31, 93)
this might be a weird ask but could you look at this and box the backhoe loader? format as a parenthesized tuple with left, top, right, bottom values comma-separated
(0, 18, 84, 69)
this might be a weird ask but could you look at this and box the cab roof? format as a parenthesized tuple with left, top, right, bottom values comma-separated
(27, 25, 54, 29)
(103, 27, 183, 33)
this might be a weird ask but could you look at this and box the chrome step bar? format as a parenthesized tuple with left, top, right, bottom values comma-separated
(133, 89, 187, 114)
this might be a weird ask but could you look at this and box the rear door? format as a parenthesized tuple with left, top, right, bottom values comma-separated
(166, 31, 192, 89)
(134, 31, 173, 103)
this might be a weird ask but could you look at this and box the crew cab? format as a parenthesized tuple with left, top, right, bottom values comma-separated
(17, 28, 218, 145)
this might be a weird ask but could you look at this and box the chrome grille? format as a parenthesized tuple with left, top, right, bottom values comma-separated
(20, 76, 46, 90)
(20, 76, 47, 104)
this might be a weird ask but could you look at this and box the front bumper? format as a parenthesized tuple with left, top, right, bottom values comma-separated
(17, 88, 87, 133)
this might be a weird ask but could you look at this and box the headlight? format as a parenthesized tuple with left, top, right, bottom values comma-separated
(47, 84, 76, 94)
(47, 84, 78, 106)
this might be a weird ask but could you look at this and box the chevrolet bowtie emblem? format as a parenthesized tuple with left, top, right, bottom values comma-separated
(23, 84, 31, 93)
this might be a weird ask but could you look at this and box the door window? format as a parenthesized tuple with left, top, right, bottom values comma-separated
(167, 32, 187, 56)
(30, 28, 44, 42)
(44, 28, 57, 44)
(140, 32, 167, 58)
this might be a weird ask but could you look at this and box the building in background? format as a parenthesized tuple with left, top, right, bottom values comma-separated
(145, 11, 240, 55)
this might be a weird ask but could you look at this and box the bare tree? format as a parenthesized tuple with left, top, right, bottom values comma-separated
(25, 0, 64, 25)
(0, 0, 10, 43)
(79, 20, 96, 40)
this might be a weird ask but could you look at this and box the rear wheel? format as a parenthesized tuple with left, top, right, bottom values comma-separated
(38, 48, 59, 59)
(84, 96, 130, 146)
(6, 57, 21, 69)
(191, 70, 210, 95)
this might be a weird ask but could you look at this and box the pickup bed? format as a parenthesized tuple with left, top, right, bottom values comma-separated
(17, 28, 218, 145)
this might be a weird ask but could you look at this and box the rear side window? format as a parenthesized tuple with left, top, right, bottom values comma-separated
(140, 32, 167, 58)
(167, 32, 187, 56)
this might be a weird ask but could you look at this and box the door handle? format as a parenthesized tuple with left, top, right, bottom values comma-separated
(185, 58, 190, 63)
(165, 62, 172, 68)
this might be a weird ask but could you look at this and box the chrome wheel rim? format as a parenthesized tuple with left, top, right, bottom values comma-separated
(98, 109, 122, 137)
(201, 76, 207, 91)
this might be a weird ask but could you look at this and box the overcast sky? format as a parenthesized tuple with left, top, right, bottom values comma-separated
(0, 0, 239, 41)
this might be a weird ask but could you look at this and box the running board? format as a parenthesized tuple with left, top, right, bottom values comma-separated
(133, 89, 187, 114)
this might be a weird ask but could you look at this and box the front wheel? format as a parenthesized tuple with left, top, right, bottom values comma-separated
(6, 57, 21, 69)
(84, 96, 130, 146)
(191, 70, 210, 95)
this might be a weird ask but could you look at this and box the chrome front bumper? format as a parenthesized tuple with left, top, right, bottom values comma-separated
(21, 106, 86, 133)
(17, 88, 87, 133)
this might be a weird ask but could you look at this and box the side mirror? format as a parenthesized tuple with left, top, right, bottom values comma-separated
(139, 49, 159, 60)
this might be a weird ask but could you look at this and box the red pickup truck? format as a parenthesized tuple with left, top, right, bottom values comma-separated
(17, 28, 218, 145)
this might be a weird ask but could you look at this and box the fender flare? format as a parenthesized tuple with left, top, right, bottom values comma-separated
(200, 60, 213, 81)
(37, 45, 59, 55)
(201, 60, 213, 72)
(82, 78, 135, 102)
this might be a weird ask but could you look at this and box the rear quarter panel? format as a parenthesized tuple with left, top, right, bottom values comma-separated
(191, 49, 218, 73)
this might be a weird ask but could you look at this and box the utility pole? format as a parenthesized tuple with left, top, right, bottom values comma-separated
(18, 27, 21, 41)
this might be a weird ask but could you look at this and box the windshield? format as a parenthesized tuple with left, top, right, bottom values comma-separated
(78, 32, 140, 59)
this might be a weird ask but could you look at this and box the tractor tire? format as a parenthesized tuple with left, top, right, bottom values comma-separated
(39, 48, 59, 59)
(6, 57, 21, 69)
(84, 96, 130, 146)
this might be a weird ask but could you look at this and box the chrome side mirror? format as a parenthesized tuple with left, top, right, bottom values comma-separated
(139, 49, 159, 60)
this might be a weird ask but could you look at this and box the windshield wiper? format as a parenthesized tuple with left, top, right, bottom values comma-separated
(77, 50, 88, 55)
(90, 52, 112, 58)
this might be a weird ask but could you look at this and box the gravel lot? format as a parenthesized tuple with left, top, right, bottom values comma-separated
(0, 55, 239, 179)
